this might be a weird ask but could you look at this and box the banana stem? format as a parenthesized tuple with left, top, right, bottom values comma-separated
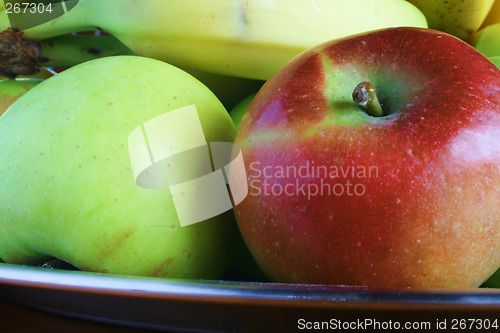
(0, 28, 40, 77)
(0, 32, 134, 77)
(10, 0, 94, 40)
(38, 34, 135, 67)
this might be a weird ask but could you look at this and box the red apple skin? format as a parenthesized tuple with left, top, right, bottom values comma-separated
(234, 27, 500, 288)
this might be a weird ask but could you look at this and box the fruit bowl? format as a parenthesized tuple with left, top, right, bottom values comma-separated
(0, 3, 499, 332)
(0, 263, 499, 332)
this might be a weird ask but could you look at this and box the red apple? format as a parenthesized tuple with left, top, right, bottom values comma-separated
(233, 27, 500, 289)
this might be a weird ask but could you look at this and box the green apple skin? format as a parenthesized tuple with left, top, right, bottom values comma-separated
(224, 92, 269, 282)
(0, 78, 43, 116)
(230, 92, 257, 129)
(482, 268, 500, 288)
(234, 27, 500, 288)
(475, 22, 500, 57)
(490, 56, 500, 69)
(223, 231, 269, 282)
(0, 56, 239, 279)
(183, 68, 263, 111)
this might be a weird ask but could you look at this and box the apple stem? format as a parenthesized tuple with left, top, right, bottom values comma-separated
(352, 81, 384, 117)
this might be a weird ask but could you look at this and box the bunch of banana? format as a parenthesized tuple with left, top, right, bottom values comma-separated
(1, 0, 427, 80)
(406, 0, 494, 43)
(0, 29, 264, 110)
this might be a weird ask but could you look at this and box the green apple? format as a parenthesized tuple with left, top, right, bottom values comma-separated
(230, 92, 257, 129)
(0, 55, 239, 279)
(482, 269, 500, 288)
(0, 78, 43, 115)
(222, 92, 268, 282)
(223, 231, 269, 282)
(475, 22, 500, 57)
(183, 68, 263, 111)
(490, 56, 500, 68)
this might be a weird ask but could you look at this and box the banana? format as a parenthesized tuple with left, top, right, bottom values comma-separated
(406, 0, 494, 43)
(2, 0, 427, 80)
(0, 66, 54, 80)
(38, 34, 135, 67)
(39, 34, 263, 109)
(0, 28, 263, 109)
(481, 0, 500, 30)
(40, 34, 263, 110)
